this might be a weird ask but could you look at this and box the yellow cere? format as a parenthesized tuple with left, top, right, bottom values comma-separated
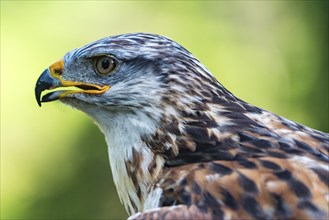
(49, 59, 64, 79)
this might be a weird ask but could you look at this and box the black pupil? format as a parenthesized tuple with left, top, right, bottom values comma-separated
(101, 59, 110, 69)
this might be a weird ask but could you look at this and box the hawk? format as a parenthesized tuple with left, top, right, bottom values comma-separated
(35, 33, 329, 220)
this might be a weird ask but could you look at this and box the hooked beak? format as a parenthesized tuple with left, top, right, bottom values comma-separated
(35, 59, 110, 107)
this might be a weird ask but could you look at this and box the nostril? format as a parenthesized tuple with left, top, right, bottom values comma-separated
(54, 69, 63, 75)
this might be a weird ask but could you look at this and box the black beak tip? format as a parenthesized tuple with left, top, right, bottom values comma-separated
(35, 85, 42, 107)
(36, 94, 42, 107)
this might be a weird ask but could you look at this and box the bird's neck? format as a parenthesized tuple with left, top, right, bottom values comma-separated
(90, 109, 165, 215)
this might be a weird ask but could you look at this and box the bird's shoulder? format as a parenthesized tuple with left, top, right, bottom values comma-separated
(139, 88, 329, 219)
(162, 101, 329, 168)
(138, 103, 329, 219)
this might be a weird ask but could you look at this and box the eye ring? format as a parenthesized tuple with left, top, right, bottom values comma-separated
(94, 56, 117, 76)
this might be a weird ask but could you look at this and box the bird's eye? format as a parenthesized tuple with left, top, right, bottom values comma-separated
(94, 56, 117, 75)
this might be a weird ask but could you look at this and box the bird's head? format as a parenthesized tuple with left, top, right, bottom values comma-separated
(36, 33, 219, 119)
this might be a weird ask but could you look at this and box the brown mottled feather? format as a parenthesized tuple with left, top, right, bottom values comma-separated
(134, 84, 329, 219)
(132, 158, 328, 219)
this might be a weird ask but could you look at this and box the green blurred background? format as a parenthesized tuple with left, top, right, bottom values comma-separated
(1, 1, 328, 219)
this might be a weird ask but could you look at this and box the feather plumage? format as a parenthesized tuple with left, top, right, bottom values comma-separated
(35, 33, 329, 219)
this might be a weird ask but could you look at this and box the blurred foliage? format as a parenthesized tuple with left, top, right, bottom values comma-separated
(1, 1, 328, 220)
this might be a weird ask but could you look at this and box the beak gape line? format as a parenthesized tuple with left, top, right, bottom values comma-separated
(35, 59, 110, 107)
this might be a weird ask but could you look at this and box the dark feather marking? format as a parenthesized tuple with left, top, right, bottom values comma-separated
(276, 169, 311, 198)
(295, 140, 329, 162)
(185, 125, 210, 143)
(166, 120, 181, 135)
(323, 144, 329, 153)
(237, 158, 257, 169)
(211, 207, 224, 219)
(242, 195, 267, 219)
(209, 162, 233, 175)
(249, 139, 277, 149)
(238, 133, 255, 142)
(284, 149, 304, 155)
(210, 87, 238, 102)
(129, 197, 138, 214)
(136, 187, 142, 202)
(216, 138, 240, 149)
(198, 163, 205, 169)
(179, 178, 188, 187)
(142, 130, 178, 158)
(192, 182, 202, 194)
(266, 150, 289, 158)
(220, 111, 258, 125)
(278, 140, 292, 149)
(238, 172, 259, 193)
(311, 168, 329, 187)
(279, 141, 304, 155)
(298, 201, 320, 213)
(193, 142, 217, 152)
(242, 103, 263, 113)
(159, 194, 176, 207)
(220, 188, 239, 210)
(260, 160, 282, 170)
(178, 189, 192, 206)
(196, 201, 209, 214)
(272, 193, 292, 218)
(193, 139, 238, 154)
(125, 163, 138, 187)
(148, 157, 156, 174)
(162, 147, 176, 158)
(275, 169, 292, 180)
(201, 90, 211, 98)
(290, 178, 311, 198)
(186, 120, 213, 128)
(211, 95, 226, 105)
(239, 143, 266, 155)
(204, 191, 220, 207)
(175, 138, 194, 153)
(311, 133, 329, 142)
(195, 102, 210, 111)
(165, 149, 235, 167)
(295, 140, 316, 153)
(251, 127, 278, 137)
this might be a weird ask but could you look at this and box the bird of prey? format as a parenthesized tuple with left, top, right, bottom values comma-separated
(35, 33, 329, 220)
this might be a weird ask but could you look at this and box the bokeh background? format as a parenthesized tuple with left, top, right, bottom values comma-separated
(1, 1, 328, 219)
